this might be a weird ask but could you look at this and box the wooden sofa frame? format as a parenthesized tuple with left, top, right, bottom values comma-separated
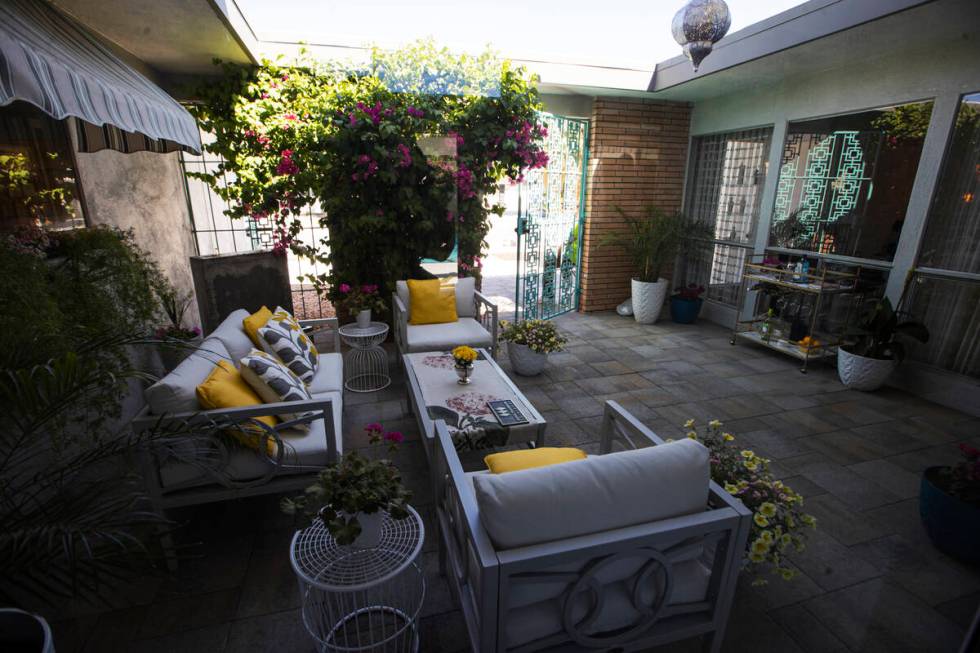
(432, 401, 752, 652)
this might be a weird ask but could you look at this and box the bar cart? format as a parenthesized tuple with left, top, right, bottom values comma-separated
(730, 255, 865, 373)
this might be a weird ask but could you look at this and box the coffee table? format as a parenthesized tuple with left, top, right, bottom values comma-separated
(403, 348, 546, 462)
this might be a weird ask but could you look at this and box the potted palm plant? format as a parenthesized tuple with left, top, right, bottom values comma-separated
(920, 443, 980, 563)
(281, 423, 410, 548)
(601, 206, 710, 324)
(837, 297, 929, 391)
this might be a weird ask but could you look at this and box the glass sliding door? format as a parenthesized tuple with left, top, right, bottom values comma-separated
(907, 93, 980, 378)
(682, 127, 773, 305)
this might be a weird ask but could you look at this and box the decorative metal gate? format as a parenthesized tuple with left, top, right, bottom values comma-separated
(515, 113, 589, 320)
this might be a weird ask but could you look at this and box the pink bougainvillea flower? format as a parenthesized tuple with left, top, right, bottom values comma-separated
(396, 143, 412, 168)
(406, 106, 424, 118)
(348, 113, 358, 127)
(260, 93, 269, 99)
(339, 283, 352, 294)
(281, 73, 290, 81)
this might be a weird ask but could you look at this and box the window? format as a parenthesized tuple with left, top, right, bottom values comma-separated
(769, 101, 933, 261)
(0, 102, 85, 231)
(906, 93, 980, 378)
(682, 127, 772, 305)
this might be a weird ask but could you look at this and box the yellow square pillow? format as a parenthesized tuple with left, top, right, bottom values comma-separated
(196, 360, 277, 454)
(243, 305, 273, 347)
(484, 447, 587, 474)
(407, 278, 458, 325)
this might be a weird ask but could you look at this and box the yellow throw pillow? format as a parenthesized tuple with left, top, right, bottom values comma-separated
(407, 278, 458, 325)
(243, 306, 273, 348)
(196, 360, 277, 454)
(484, 447, 587, 474)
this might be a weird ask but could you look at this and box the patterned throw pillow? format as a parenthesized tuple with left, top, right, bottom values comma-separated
(257, 306, 319, 383)
(239, 349, 314, 431)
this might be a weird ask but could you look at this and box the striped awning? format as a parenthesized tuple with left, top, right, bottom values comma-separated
(0, 0, 202, 154)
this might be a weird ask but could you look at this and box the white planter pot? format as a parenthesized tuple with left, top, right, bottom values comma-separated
(631, 278, 669, 324)
(340, 510, 385, 549)
(508, 342, 548, 376)
(837, 347, 897, 391)
(356, 309, 372, 328)
(0, 609, 54, 653)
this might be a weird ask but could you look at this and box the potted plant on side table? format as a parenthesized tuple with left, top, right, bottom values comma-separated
(670, 284, 706, 324)
(837, 297, 929, 391)
(500, 319, 568, 376)
(600, 206, 710, 324)
(281, 423, 410, 548)
(920, 443, 980, 563)
(337, 282, 386, 328)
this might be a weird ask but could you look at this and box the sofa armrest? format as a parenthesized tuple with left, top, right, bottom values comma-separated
(474, 290, 499, 357)
(300, 316, 340, 353)
(392, 292, 409, 353)
(598, 400, 665, 453)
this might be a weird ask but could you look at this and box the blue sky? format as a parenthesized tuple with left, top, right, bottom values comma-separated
(237, 0, 807, 69)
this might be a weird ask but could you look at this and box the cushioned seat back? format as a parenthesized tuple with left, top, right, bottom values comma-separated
(209, 309, 254, 362)
(144, 338, 230, 415)
(471, 438, 710, 549)
(397, 277, 475, 320)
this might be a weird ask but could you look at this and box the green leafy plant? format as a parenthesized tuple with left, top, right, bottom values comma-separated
(336, 282, 386, 314)
(600, 206, 711, 282)
(499, 319, 567, 354)
(846, 296, 929, 361)
(188, 39, 548, 304)
(0, 334, 178, 606)
(281, 423, 410, 545)
(681, 419, 816, 584)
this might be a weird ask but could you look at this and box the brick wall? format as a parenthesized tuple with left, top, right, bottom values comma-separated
(579, 98, 692, 312)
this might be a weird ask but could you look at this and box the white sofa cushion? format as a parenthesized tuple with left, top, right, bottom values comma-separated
(307, 352, 343, 395)
(471, 439, 710, 549)
(240, 349, 314, 429)
(209, 309, 254, 363)
(397, 277, 476, 320)
(405, 317, 492, 353)
(158, 391, 343, 489)
(144, 337, 230, 415)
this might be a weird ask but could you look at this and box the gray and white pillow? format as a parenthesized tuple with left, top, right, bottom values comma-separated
(240, 349, 314, 431)
(257, 307, 318, 383)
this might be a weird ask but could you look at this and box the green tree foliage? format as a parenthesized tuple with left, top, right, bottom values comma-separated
(188, 40, 548, 307)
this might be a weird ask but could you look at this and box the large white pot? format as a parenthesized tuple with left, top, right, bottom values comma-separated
(508, 342, 547, 376)
(0, 609, 54, 653)
(837, 347, 897, 391)
(631, 278, 669, 324)
(340, 510, 385, 549)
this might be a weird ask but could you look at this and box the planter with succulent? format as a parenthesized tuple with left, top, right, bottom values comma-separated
(500, 319, 567, 376)
(682, 419, 817, 584)
(838, 297, 929, 391)
(282, 423, 409, 548)
(338, 282, 386, 327)
(600, 206, 710, 324)
(669, 283, 706, 324)
(154, 285, 201, 371)
(919, 443, 980, 563)
(451, 345, 478, 385)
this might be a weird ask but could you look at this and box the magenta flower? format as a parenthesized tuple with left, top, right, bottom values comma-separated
(283, 113, 297, 121)
(339, 283, 352, 294)
(364, 422, 383, 433)
(384, 431, 404, 444)
(396, 143, 412, 168)
(407, 106, 424, 118)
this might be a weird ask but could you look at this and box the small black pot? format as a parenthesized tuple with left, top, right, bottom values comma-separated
(919, 467, 980, 563)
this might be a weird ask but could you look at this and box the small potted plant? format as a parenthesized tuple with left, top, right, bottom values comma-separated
(920, 443, 980, 563)
(337, 282, 386, 328)
(154, 285, 201, 371)
(838, 297, 929, 391)
(500, 319, 567, 376)
(281, 423, 410, 548)
(600, 206, 710, 324)
(669, 283, 706, 324)
(451, 345, 478, 385)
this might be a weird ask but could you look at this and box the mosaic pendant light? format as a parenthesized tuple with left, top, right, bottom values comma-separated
(671, 0, 732, 72)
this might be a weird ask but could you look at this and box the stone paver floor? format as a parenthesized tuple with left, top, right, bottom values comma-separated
(50, 312, 979, 652)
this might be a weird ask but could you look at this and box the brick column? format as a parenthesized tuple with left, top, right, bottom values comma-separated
(579, 98, 691, 312)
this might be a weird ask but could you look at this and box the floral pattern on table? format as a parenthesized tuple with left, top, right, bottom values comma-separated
(445, 392, 499, 416)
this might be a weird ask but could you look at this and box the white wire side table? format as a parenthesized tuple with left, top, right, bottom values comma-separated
(289, 506, 425, 653)
(338, 322, 391, 393)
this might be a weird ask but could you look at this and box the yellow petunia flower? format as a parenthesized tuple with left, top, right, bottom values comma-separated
(684, 419, 695, 429)
(753, 513, 769, 527)
(723, 433, 735, 441)
(760, 530, 774, 543)
(751, 538, 770, 554)
(744, 460, 759, 472)
(749, 552, 766, 564)
(708, 419, 723, 428)
(759, 502, 777, 518)
(740, 449, 755, 459)
(724, 482, 739, 494)
(779, 568, 797, 581)
(686, 431, 698, 440)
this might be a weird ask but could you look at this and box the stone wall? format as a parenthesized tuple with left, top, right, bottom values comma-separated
(578, 98, 691, 312)
(73, 143, 201, 327)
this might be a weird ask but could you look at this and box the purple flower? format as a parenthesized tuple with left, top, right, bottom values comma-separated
(364, 422, 383, 433)
(339, 283, 352, 294)
(384, 431, 404, 444)
(407, 106, 424, 118)
(192, 326, 201, 336)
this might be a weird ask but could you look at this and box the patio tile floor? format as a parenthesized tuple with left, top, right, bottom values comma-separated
(51, 311, 980, 652)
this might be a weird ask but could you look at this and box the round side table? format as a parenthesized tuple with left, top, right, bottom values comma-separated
(337, 322, 390, 393)
(289, 507, 425, 653)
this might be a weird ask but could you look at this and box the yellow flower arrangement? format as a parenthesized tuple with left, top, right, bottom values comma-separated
(451, 345, 478, 365)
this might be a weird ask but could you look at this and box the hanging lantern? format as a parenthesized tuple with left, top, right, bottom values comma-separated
(672, 0, 732, 72)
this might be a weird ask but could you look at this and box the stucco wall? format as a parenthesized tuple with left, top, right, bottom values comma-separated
(73, 143, 200, 328)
